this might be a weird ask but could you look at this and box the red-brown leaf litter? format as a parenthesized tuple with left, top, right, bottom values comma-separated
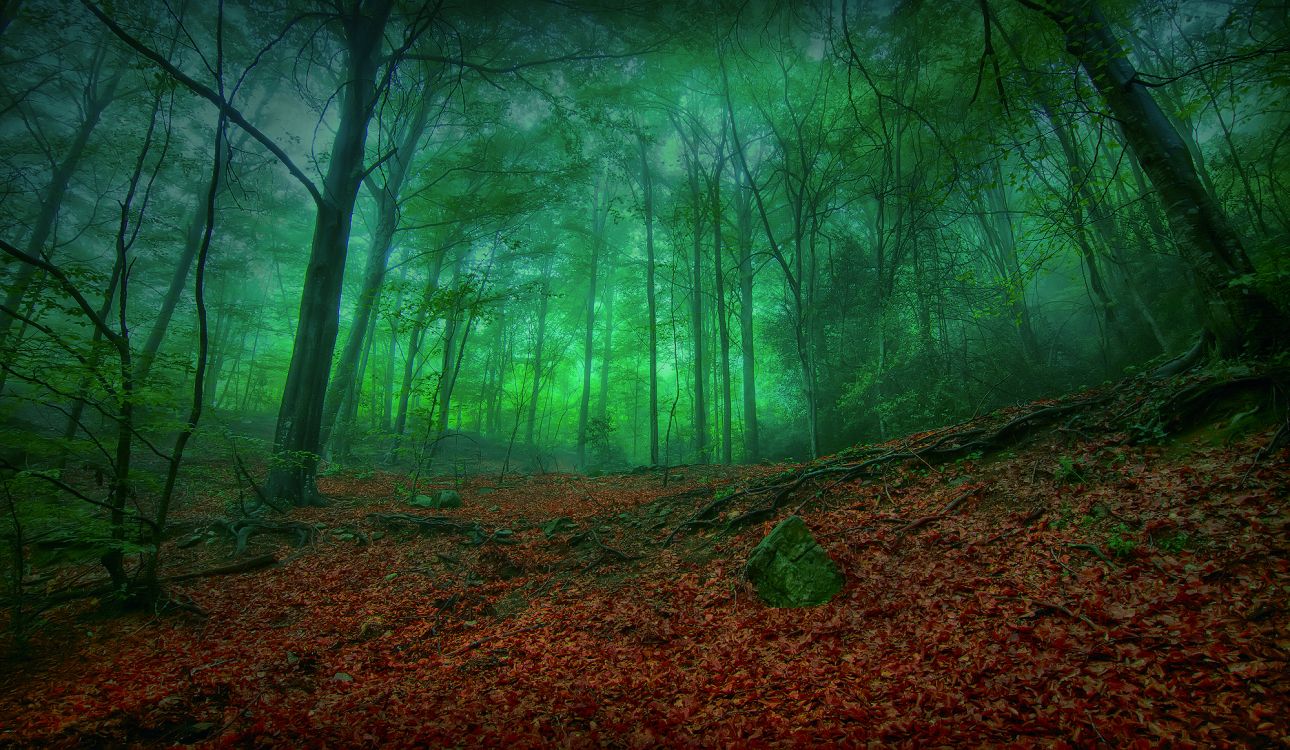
(2, 380, 1286, 748)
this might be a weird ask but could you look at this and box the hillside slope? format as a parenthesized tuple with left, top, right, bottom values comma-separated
(2, 366, 1287, 747)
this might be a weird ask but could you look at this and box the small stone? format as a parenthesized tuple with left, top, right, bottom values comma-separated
(542, 517, 576, 538)
(332, 672, 353, 682)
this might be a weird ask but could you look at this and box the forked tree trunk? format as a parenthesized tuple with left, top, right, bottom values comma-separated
(267, 0, 393, 506)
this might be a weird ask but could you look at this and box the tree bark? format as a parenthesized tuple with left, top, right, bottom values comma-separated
(321, 96, 432, 451)
(0, 59, 122, 356)
(576, 169, 608, 469)
(267, 0, 393, 506)
(391, 250, 445, 456)
(735, 167, 759, 463)
(636, 129, 660, 466)
(1035, 0, 1283, 354)
(712, 147, 732, 465)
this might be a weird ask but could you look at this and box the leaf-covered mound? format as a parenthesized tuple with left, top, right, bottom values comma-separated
(1, 371, 1286, 747)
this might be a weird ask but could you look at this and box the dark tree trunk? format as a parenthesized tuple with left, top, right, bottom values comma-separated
(436, 254, 465, 434)
(391, 251, 445, 455)
(712, 151, 732, 465)
(636, 130, 660, 466)
(597, 257, 615, 423)
(683, 152, 708, 465)
(576, 171, 608, 469)
(735, 168, 759, 462)
(525, 255, 552, 448)
(267, 0, 392, 506)
(321, 97, 431, 451)
(1037, 0, 1283, 354)
(0, 59, 121, 356)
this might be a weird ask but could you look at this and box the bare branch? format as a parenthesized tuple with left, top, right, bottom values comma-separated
(78, 0, 323, 206)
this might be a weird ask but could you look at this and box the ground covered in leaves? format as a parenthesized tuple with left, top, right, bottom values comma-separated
(2, 370, 1287, 747)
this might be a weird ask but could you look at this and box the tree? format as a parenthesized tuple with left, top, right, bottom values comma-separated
(1019, 0, 1284, 356)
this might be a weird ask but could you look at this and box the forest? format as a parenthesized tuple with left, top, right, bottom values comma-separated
(0, 0, 1287, 745)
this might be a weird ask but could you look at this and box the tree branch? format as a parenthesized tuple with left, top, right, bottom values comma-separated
(78, 0, 323, 206)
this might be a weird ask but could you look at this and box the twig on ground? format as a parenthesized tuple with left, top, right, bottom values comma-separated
(451, 621, 547, 655)
(1067, 543, 1120, 568)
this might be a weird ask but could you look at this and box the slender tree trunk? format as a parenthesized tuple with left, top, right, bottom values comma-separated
(735, 168, 758, 462)
(576, 170, 608, 468)
(637, 130, 660, 466)
(239, 306, 263, 411)
(713, 156, 732, 465)
(525, 256, 552, 447)
(321, 97, 431, 450)
(597, 257, 615, 422)
(267, 0, 393, 506)
(0, 60, 122, 355)
(685, 157, 708, 464)
(333, 289, 380, 463)
(436, 254, 464, 434)
(381, 264, 406, 432)
(391, 251, 444, 453)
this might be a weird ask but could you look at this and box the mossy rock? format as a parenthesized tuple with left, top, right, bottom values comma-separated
(408, 489, 463, 510)
(434, 489, 463, 508)
(745, 515, 844, 608)
(542, 516, 576, 538)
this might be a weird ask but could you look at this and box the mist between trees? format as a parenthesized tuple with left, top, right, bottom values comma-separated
(0, 1, 1286, 594)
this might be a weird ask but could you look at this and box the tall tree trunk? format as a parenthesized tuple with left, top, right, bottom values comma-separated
(576, 170, 608, 468)
(713, 154, 732, 465)
(436, 254, 465, 434)
(0, 58, 122, 356)
(735, 169, 759, 463)
(381, 263, 406, 432)
(525, 256, 552, 448)
(1035, 0, 1282, 354)
(685, 155, 708, 465)
(636, 130, 660, 466)
(391, 250, 444, 455)
(597, 257, 615, 422)
(333, 288, 380, 463)
(321, 96, 432, 450)
(267, 0, 393, 506)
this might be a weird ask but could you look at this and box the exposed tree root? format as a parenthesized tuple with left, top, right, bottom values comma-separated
(892, 487, 980, 540)
(1124, 367, 1288, 441)
(213, 519, 317, 557)
(1150, 332, 1209, 380)
(570, 529, 642, 563)
(664, 393, 1109, 545)
(168, 554, 278, 582)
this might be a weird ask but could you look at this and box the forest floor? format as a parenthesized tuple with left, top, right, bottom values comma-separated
(1, 365, 1288, 747)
